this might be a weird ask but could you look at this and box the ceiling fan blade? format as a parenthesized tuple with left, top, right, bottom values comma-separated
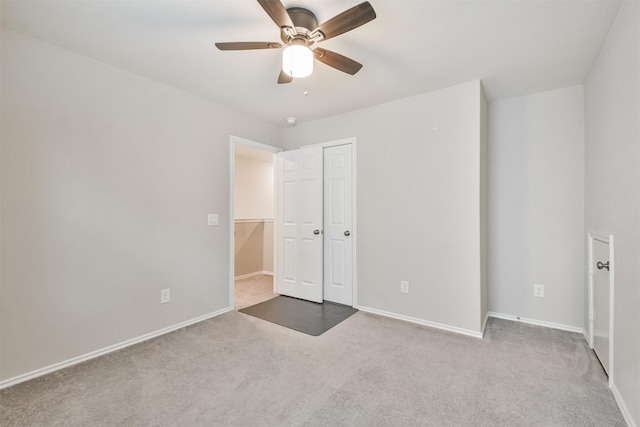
(313, 48, 363, 75)
(278, 70, 293, 84)
(257, 0, 295, 30)
(310, 2, 376, 41)
(215, 41, 282, 50)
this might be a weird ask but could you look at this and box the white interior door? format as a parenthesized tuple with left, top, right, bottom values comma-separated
(275, 147, 324, 303)
(592, 238, 610, 375)
(323, 145, 353, 305)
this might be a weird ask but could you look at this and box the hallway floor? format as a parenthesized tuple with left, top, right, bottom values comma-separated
(234, 274, 276, 310)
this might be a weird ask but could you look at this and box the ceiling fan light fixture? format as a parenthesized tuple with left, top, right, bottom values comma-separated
(215, 1, 376, 84)
(282, 45, 313, 78)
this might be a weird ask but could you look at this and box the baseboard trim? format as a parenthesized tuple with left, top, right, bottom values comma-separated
(611, 380, 637, 427)
(481, 312, 490, 338)
(487, 312, 584, 334)
(234, 271, 273, 280)
(489, 312, 635, 426)
(357, 306, 484, 339)
(583, 328, 592, 348)
(0, 307, 232, 390)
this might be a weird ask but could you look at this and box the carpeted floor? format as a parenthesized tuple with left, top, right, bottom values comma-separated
(0, 312, 626, 426)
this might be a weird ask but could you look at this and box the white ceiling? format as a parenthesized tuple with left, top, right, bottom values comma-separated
(1, 0, 621, 127)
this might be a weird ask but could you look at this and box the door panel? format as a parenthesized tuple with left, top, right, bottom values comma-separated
(282, 238, 296, 281)
(330, 180, 345, 223)
(329, 240, 346, 285)
(323, 145, 353, 305)
(301, 238, 318, 285)
(275, 147, 323, 303)
(592, 238, 610, 375)
(283, 181, 296, 224)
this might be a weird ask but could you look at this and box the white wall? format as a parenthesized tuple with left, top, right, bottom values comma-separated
(488, 86, 585, 329)
(234, 154, 274, 220)
(584, 1, 639, 424)
(0, 29, 281, 382)
(262, 220, 274, 275)
(480, 87, 489, 328)
(284, 81, 486, 335)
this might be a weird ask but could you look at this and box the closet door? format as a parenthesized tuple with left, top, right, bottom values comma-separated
(275, 147, 324, 303)
(592, 237, 611, 375)
(323, 144, 353, 305)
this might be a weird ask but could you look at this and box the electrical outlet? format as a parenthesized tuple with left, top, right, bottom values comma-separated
(160, 288, 171, 304)
(400, 281, 409, 294)
(533, 284, 544, 298)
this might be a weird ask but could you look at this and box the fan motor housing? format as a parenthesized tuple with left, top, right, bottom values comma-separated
(287, 7, 318, 35)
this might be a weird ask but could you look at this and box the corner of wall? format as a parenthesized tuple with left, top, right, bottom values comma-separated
(479, 83, 489, 326)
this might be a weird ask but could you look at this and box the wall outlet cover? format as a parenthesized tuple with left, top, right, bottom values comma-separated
(400, 280, 409, 294)
(160, 288, 171, 304)
(533, 284, 544, 298)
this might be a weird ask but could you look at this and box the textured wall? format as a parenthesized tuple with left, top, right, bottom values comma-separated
(488, 86, 585, 328)
(0, 29, 281, 381)
(283, 81, 486, 334)
(584, 1, 640, 423)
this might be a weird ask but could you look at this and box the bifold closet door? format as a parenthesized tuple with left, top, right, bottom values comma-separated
(275, 147, 324, 303)
(323, 144, 353, 306)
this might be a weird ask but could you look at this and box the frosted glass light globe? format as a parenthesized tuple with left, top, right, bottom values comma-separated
(282, 45, 313, 78)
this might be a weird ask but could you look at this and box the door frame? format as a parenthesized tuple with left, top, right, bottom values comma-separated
(587, 232, 615, 385)
(228, 136, 281, 309)
(297, 137, 358, 307)
(229, 136, 357, 308)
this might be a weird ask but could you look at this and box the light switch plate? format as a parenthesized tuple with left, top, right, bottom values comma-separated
(208, 214, 219, 226)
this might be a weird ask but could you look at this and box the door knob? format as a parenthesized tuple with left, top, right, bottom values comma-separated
(344, 231, 351, 237)
(313, 229, 320, 235)
(597, 261, 609, 271)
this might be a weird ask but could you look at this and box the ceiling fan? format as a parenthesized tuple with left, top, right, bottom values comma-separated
(215, 0, 376, 84)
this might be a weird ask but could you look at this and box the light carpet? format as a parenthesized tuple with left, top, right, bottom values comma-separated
(0, 313, 626, 426)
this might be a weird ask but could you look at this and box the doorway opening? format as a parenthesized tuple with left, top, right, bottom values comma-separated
(229, 136, 357, 312)
(230, 137, 280, 310)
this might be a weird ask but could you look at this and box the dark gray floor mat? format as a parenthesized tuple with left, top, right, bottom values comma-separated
(239, 296, 358, 336)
